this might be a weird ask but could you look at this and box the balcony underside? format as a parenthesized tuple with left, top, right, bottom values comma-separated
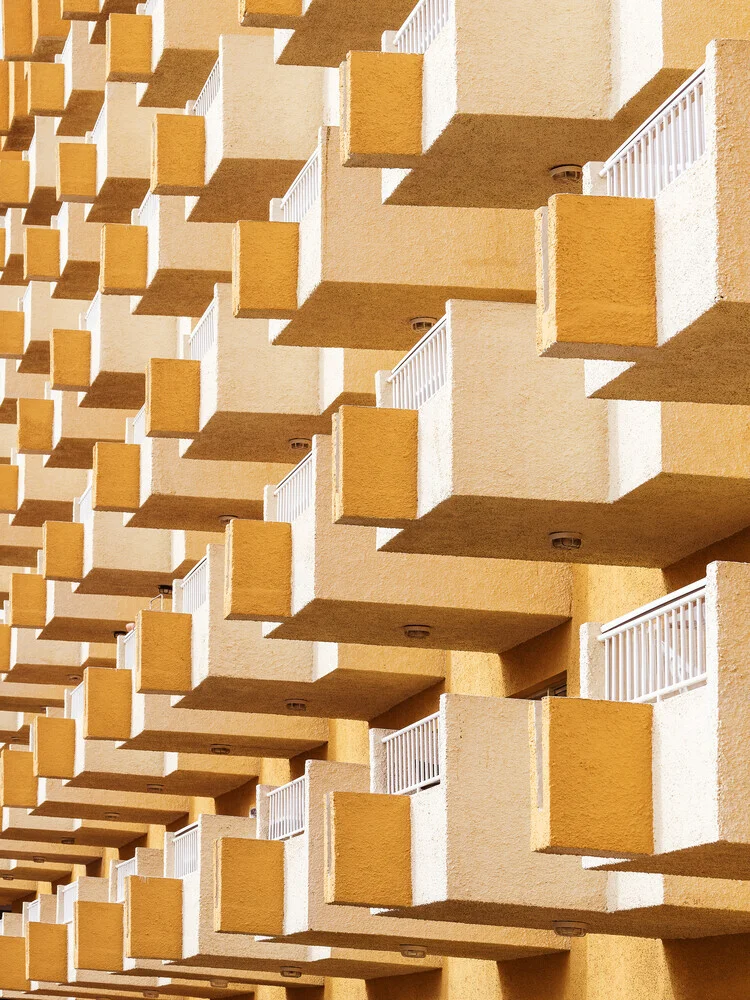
(173, 667, 442, 720)
(132, 267, 230, 318)
(583, 841, 750, 882)
(52, 260, 100, 301)
(264, 597, 568, 653)
(124, 492, 263, 532)
(186, 158, 305, 224)
(270, 282, 534, 351)
(376, 476, 750, 567)
(79, 371, 145, 410)
(74, 567, 171, 598)
(86, 177, 149, 225)
(138, 48, 219, 109)
(181, 411, 331, 463)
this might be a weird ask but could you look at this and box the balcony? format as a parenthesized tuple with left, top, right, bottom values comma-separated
(53, 201, 102, 300)
(226, 434, 572, 651)
(41, 387, 130, 469)
(331, 299, 750, 567)
(339, 0, 749, 210)
(7, 629, 91, 685)
(323, 693, 750, 939)
(156, 33, 325, 223)
(43, 478, 176, 596)
(214, 761, 564, 961)
(59, 82, 159, 223)
(533, 561, 750, 882)
(135, 0, 257, 109)
(238, 0, 417, 68)
(0, 210, 26, 285)
(62, 292, 178, 410)
(114, 623, 330, 756)
(41, 678, 261, 797)
(55, 19, 106, 136)
(149, 283, 397, 464)
(0, 516, 40, 567)
(120, 816, 327, 984)
(92, 405, 290, 531)
(169, 543, 445, 719)
(1, 804, 147, 847)
(10, 453, 88, 525)
(15, 281, 88, 375)
(234, 126, 535, 350)
(33, 771, 191, 824)
(23, 117, 67, 226)
(537, 40, 750, 406)
(39, 578, 145, 642)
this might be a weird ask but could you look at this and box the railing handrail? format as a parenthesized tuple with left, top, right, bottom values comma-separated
(383, 712, 441, 795)
(178, 556, 208, 614)
(130, 406, 147, 446)
(388, 315, 448, 409)
(187, 298, 217, 361)
(273, 452, 314, 522)
(267, 776, 307, 840)
(59, 881, 78, 922)
(600, 581, 707, 704)
(115, 856, 137, 901)
(388, 315, 446, 381)
(122, 628, 136, 671)
(598, 579, 706, 639)
(600, 66, 706, 177)
(381, 710, 440, 744)
(394, 0, 451, 54)
(172, 822, 199, 877)
(69, 682, 84, 723)
(280, 146, 321, 224)
(192, 58, 221, 118)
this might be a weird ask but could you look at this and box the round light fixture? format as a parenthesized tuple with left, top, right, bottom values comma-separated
(402, 624, 431, 640)
(552, 920, 588, 938)
(549, 531, 582, 551)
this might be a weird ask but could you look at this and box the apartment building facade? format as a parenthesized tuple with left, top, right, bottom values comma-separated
(0, 1, 746, 998)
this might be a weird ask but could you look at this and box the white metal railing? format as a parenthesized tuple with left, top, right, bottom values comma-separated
(600, 580, 707, 704)
(123, 628, 136, 671)
(137, 191, 158, 230)
(178, 557, 208, 614)
(280, 147, 321, 223)
(85, 293, 101, 331)
(130, 406, 147, 446)
(26, 899, 41, 923)
(192, 59, 221, 118)
(75, 483, 93, 525)
(383, 712, 440, 794)
(187, 299, 217, 361)
(268, 776, 306, 840)
(115, 856, 137, 902)
(394, 0, 451, 54)
(601, 67, 705, 198)
(388, 316, 448, 409)
(172, 823, 199, 877)
(69, 683, 84, 724)
(59, 882, 78, 923)
(90, 103, 106, 145)
(274, 453, 314, 522)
